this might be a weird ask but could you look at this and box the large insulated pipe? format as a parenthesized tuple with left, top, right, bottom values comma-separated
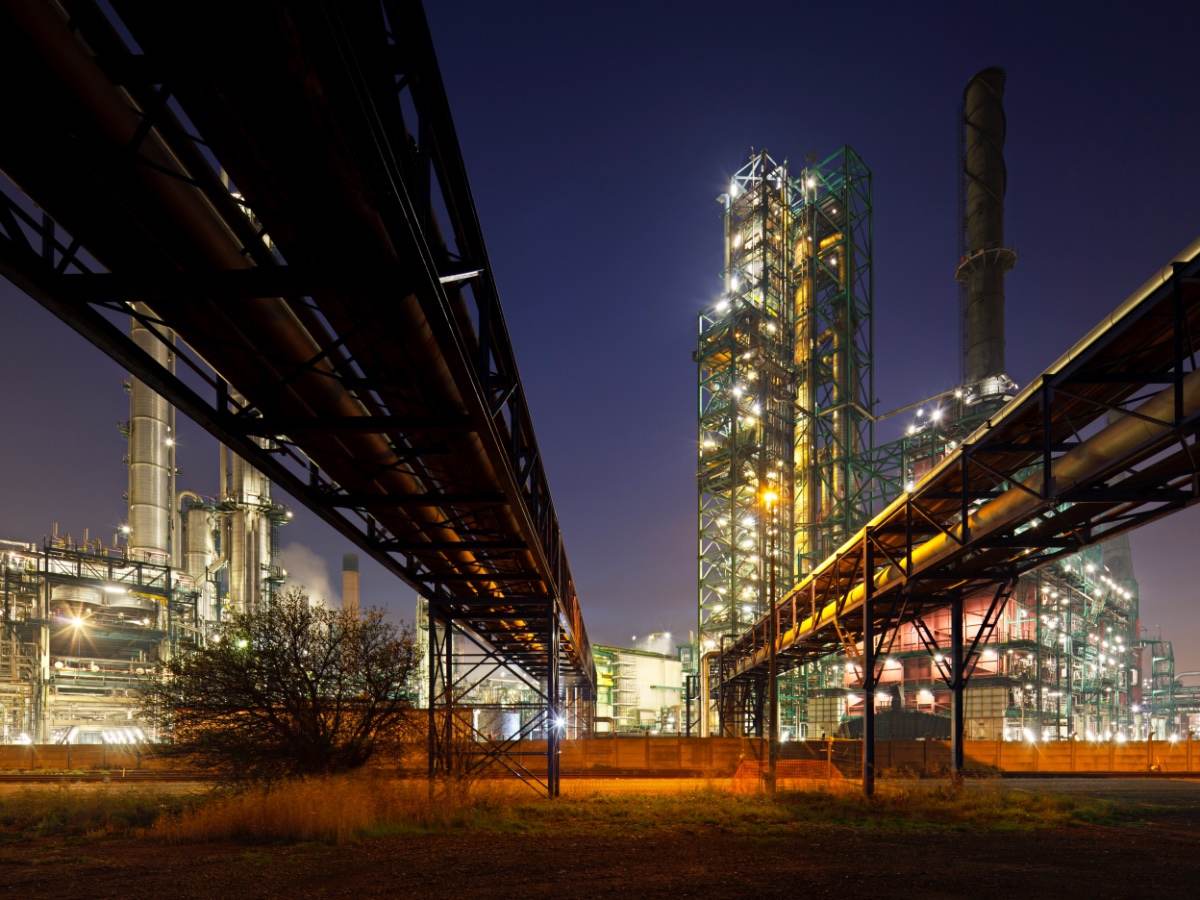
(127, 304, 173, 564)
(740, 367, 1200, 676)
(957, 67, 1016, 386)
(342, 553, 360, 618)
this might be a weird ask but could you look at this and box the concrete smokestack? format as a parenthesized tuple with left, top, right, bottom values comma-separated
(957, 67, 1016, 387)
(342, 553, 360, 618)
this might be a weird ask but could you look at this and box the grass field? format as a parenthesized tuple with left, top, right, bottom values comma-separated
(1, 777, 1197, 898)
(0, 776, 1118, 844)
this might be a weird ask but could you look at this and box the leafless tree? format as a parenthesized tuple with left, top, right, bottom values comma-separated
(141, 587, 418, 779)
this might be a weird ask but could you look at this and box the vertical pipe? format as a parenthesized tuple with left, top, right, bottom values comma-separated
(862, 536, 876, 796)
(951, 591, 965, 781)
(767, 505, 778, 795)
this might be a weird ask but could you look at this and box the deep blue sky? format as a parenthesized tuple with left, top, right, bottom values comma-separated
(1, 1, 1198, 666)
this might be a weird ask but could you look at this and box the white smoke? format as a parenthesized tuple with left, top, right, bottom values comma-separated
(279, 542, 338, 608)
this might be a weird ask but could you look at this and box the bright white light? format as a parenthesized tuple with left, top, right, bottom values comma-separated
(806, 177, 816, 188)
(954, 388, 963, 399)
(930, 407, 943, 422)
(730, 179, 739, 198)
(916, 408, 925, 418)
(119, 525, 131, 536)
(285, 510, 294, 520)
(906, 424, 917, 436)
(917, 689, 934, 704)
(164, 437, 175, 447)
(1022, 728, 1036, 743)
(553, 715, 566, 730)
(845, 693, 861, 705)
(235, 638, 249, 649)
(715, 298, 730, 314)
(874, 691, 889, 703)
(102, 585, 127, 595)
(69, 615, 85, 629)
(1170, 734, 1180, 744)
(730, 275, 740, 291)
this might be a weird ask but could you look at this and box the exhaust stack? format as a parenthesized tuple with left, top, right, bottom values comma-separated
(957, 67, 1016, 392)
(342, 553, 360, 618)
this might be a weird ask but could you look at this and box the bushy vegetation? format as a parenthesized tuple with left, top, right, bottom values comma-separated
(140, 588, 419, 779)
(0, 786, 197, 838)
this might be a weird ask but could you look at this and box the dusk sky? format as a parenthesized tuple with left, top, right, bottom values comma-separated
(2, 2, 1198, 667)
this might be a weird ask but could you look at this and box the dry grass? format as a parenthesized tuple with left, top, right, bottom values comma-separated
(151, 776, 533, 844)
(149, 775, 1117, 845)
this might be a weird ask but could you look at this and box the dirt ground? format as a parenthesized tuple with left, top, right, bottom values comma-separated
(1, 778, 1197, 899)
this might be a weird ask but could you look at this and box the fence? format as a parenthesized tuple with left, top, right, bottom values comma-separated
(1, 736, 1196, 776)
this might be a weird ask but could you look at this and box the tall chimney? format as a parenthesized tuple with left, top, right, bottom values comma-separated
(342, 553, 360, 618)
(957, 67, 1016, 387)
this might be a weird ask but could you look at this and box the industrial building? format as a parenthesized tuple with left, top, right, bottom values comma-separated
(594, 641, 684, 734)
(695, 68, 1193, 743)
(0, 315, 289, 744)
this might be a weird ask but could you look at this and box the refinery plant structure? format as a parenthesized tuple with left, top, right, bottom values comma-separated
(695, 67, 1198, 743)
(0, 315, 289, 744)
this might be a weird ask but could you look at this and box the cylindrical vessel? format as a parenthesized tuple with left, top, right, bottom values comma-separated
(127, 304, 173, 564)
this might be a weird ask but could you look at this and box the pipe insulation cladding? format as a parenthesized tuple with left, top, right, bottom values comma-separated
(127, 304, 173, 564)
(958, 67, 1016, 386)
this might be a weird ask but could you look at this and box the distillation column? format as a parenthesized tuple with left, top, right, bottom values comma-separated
(127, 305, 174, 564)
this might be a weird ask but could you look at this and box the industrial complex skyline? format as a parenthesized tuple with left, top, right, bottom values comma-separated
(2, 0, 1198, 673)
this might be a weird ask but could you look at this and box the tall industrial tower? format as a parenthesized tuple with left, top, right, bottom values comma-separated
(696, 148, 875, 666)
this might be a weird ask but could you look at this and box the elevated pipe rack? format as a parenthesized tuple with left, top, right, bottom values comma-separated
(719, 238, 1200, 791)
(0, 0, 592, 795)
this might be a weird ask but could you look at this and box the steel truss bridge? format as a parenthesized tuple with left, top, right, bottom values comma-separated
(0, 0, 591, 795)
(717, 238, 1200, 793)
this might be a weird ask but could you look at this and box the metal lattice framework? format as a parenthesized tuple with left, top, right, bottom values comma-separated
(0, 0, 592, 796)
(793, 147, 879, 574)
(696, 148, 880, 734)
(697, 152, 795, 669)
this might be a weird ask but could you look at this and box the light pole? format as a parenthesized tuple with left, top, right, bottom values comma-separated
(761, 487, 779, 796)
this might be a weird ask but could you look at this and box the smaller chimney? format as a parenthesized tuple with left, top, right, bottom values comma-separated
(341, 553, 360, 618)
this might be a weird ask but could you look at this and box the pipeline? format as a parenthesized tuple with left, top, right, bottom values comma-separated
(0, 3, 512, 595)
(740, 366, 1200, 676)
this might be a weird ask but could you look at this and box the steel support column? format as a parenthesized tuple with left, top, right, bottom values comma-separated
(547, 598, 560, 798)
(862, 536, 876, 796)
(950, 591, 965, 780)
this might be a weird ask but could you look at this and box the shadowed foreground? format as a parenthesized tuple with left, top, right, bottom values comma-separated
(1, 778, 1197, 898)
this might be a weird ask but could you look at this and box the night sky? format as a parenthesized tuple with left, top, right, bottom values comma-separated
(1, 2, 1198, 666)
